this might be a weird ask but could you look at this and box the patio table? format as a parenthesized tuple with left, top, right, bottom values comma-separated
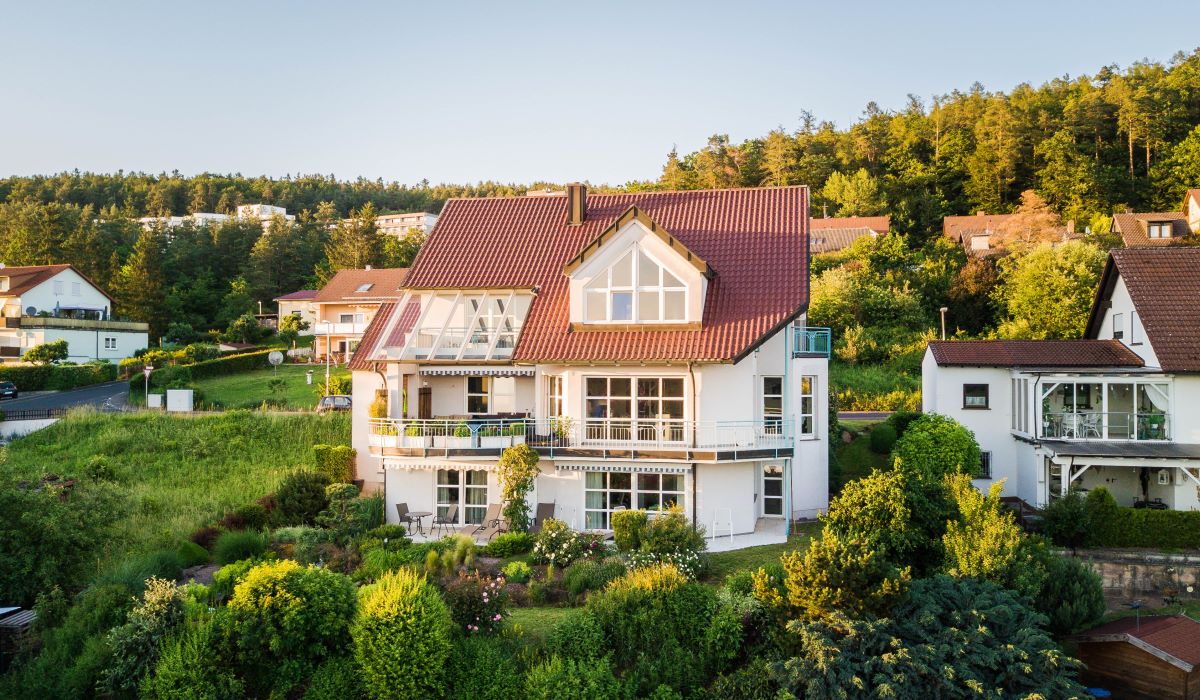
(408, 511, 432, 536)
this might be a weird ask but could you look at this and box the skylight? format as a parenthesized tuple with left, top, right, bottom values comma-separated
(356, 283, 374, 292)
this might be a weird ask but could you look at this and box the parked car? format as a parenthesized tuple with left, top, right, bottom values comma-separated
(0, 381, 17, 400)
(316, 394, 351, 414)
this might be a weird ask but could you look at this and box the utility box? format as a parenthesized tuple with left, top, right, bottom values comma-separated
(147, 393, 164, 409)
(165, 389, 194, 413)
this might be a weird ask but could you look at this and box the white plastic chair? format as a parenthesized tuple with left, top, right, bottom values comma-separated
(711, 508, 734, 544)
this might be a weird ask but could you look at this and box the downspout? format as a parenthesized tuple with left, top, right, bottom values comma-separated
(784, 322, 793, 535)
(371, 362, 389, 487)
(688, 361, 698, 528)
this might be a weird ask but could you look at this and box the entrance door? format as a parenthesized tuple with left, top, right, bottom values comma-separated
(418, 387, 432, 419)
(762, 464, 784, 517)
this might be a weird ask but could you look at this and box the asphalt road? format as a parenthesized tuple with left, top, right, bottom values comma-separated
(0, 380, 129, 412)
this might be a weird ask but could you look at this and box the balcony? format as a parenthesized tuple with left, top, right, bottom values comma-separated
(314, 321, 368, 335)
(1040, 411, 1170, 441)
(368, 417, 794, 461)
(792, 326, 831, 357)
(402, 326, 519, 361)
(6, 316, 148, 332)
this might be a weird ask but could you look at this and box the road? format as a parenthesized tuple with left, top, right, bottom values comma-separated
(837, 411, 893, 421)
(0, 381, 129, 413)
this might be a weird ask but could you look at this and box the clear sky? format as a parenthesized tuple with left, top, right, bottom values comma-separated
(2, 0, 1198, 186)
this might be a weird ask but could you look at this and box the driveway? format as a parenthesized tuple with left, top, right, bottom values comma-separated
(0, 380, 129, 413)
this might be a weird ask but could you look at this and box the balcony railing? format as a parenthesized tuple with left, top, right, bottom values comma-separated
(368, 417, 794, 455)
(792, 326, 831, 357)
(314, 321, 368, 335)
(1040, 411, 1170, 441)
(402, 326, 520, 361)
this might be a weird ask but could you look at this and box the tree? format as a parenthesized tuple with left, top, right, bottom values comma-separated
(353, 568, 452, 700)
(992, 190, 1066, 250)
(890, 413, 981, 480)
(820, 168, 886, 216)
(773, 530, 911, 620)
(111, 227, 169, 339)
(217, 277, 256, 328)
(993, 240, 1106, 339)
(321, 202, 383, 283)
(497, 443, 540, 532)
(942, 474, 1044, 598)
(1037, 554, 1105, 635)
(380, 228, 424, 268)
(22, 339, 68, 365)
(221, 313, 269, 344)
(277, 313, 309, 349)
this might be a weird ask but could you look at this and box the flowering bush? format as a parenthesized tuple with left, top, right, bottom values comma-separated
(627, 549, 704, 579)
(443, 571, 509, 634)
(531, 518, 584, 567)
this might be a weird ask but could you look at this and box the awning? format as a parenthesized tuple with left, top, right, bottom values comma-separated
(382, 459, 496, 472)
(555, 463, 691, 475)
(419, 366, 534, 377)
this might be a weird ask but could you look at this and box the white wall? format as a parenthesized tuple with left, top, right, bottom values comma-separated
(278, 300, 317, 335)
(1094, 276, 1160, 368)
(2, 326, 147, 363)
(352, 371, 385, 487)
(792, 354, 829, 519)
(696, 461, 756, 535)
(17, 269, 112, 317)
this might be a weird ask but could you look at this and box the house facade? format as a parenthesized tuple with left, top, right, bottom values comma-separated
(0, 264, 148, 362)
(375, 212, 439, 237)
(1112, 189, 1200, 247)
(923, 247, 1200, 511)
(274, 289, 318, 335)
(312, 268, 408, 363)
(347, 184, 829, 544)
(943, 212, 1079, 255)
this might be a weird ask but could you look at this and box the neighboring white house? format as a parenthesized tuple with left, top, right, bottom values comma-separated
(273, 289, 319, 336)
(346, 184, 830, 547)
(0, 264, 148, 363)
(923, 247, 1200, 511)
(375, 212, 438, 238)
(312, 268, 409, 363)
(138, 204, 294, 230)
(1111, 188, 1200, 247)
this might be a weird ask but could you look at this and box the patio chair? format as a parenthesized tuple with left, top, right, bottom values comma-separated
(431, 505, 458, 538)
(475, 516, 510, 542)
(528, 502, 556, 534)
(470, 504, 503, 537)
(394, 503, 417, 530)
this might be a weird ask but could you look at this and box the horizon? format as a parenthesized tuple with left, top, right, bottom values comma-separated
(3, 1, 1199, 186)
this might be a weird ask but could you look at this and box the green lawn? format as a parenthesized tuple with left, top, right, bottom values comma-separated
(833, 420, 892, 491)
(705, 523, 819, 582)
(192, 363, 350, 410)
(508, 606, 573, 647)
(0, 410, 350, 568)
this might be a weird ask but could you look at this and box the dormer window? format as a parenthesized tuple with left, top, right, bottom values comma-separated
(583, 248, 687, 323)
(1148, 222, 1173, 239)
(356, 283, 374, 293)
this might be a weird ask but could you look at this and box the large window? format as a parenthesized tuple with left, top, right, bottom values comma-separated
(1041, 380, 1170, 440)
(585, 470, 685, 529)
(762, 376, 783, 434)
(799, 376, 816, 437)
(585, 376, 684, 442)
(436, 469, 488, 525)
(545, 375, 563, 417)
(584, 248, 686, 323)
(467, 376, 516, 415)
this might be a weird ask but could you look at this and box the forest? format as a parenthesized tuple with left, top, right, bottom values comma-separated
(0, 49, 1198, 356)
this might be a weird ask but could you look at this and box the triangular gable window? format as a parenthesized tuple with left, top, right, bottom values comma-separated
(583, 246, 687, 323)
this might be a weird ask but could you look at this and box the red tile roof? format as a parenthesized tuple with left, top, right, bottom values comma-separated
(927, 339, 1144, 368)
(274, 289, 318, 301)
(0, 264, 114, 303)
(1074, 615, 1200, 669)
(1086, 247, 1200, 372)
(1112, 212, 1190, 247)
(347, 301, 397, 371)
(400, 186, 810, 363)
(313, 268, 408, 303)
(810, 215, 889, 233)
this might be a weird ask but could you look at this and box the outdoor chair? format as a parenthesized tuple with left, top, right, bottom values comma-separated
(432, 505, 458, 538)
(395, 502, 417, 530)
(528, 502, 556, 534)
(471, 503, 505, 541)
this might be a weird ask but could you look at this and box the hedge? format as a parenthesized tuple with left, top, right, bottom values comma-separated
(1084, 487, 1200, 549)
(0, 362, 118, 391)
(131, 350, 275, 392)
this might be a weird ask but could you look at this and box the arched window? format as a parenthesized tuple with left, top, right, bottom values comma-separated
(583, 248, 686, 323)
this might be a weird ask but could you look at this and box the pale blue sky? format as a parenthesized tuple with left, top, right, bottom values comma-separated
(2, 0, 1198, 185)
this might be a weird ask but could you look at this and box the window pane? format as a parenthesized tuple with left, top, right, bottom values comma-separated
(764, 479, 783, 497)
(466, 470, 488, 485)
(493, 377, 516, 413)
(586, 290, 606, 321)
(585, 512, 606, 529)
(662, 269, 684, 288)
(610, 473, 632, 490)
(468, 376, 488, 393)
(638, 251, 659, 286)
(611, 378, 632, 396)
(586, 399, 608, 419)
(638, 493, 662, 510)
(586, 471, 606, 489)
(763, 397, 782, 415)
(663, 291, 685, 321)
(801, 376, 812, 395)
(467, 395, 489, 413)
(637, 378, 660, 398)
(586, 377, 607, 397)
(612, 252, 633, 287)
(611, 292, 633, 321)
(638, 473, 660, 491)
(466, 487, 488, 506)
(610, 400, 631, 418)
(437, 469, 460, 485)
(661, 400, 684, 419)
(585, 272, 606, 290)
(662, 378, 684, 397)
(437, 487, 460, 504)
(586, 490, 605, 509)
(637, 291, 660, 321)
(662, 474, 683, 492)
(609, 491, 632, 510)
(637, 400, 659, 419)
(763, 376, 783, 396)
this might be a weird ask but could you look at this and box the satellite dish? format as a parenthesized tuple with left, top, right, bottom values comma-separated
(25, 307, 37, 316)
(268, 351, 284, 366)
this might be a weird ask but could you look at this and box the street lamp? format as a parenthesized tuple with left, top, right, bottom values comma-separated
(939, 307, 949, 341)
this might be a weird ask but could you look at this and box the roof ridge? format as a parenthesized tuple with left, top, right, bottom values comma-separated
(440, 184, 810, 204)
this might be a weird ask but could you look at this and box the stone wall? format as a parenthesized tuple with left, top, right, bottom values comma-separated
(1070, 549, 1200, 602)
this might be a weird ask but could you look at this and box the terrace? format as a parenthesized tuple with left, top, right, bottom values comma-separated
(1038, 380, 1170, 441)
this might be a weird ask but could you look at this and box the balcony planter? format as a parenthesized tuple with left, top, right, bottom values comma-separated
(435, 422, 474, 449)
(479, 430, 510, 449)
(402, 427, 429, 448)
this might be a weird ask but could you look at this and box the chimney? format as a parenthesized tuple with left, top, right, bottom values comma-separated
(566, 182, 587, 226)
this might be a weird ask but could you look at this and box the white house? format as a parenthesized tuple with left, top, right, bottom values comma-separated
(0, 264, 148, 363)
(375, 212, 439, 238)
(138, 204, 294, 231)
(346, 184, 829, 546)
(923, 247, 1200, 511)
(273, 289, 319, 336)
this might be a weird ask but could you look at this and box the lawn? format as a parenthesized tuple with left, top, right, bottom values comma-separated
(508, 606, 573, 647)
(0, 409, 350, 568)
(705, 522, 819, 582)
(192, 363, 350, 410)
(833, 420, 892, 491)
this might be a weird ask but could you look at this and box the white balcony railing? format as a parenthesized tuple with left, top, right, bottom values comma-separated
(313, 321, 368, 335)
(368, 417, 794, 454)
(1040, 411, 1170, 441)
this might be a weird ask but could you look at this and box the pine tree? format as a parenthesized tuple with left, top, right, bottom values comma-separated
(111, 227, 169, 340)
(320, 202, 383, 284)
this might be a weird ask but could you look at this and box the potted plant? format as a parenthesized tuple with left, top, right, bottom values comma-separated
(550, 416, 574, 445)
(441, 421, 473, 449)
(479, 424, 508, 449)
(507, 421, 527, 445)
(402, 423, 428, 448)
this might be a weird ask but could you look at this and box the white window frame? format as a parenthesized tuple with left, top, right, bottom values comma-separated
(53, 280, 64, 295)
(545, 374, 564, 417)
(103, 337, 117, 350)
(584, 470, 685, 530)
(1131, 311, 1143, 346)
(762, 464, 784, 517)
(762, 376, 784, 435)
(338, 312, 365, 324)
(583, 246, 688, 324)
(466, 375, 516, 415)
(634, 472, 685, 512)
(1112, 312, 1124, 340)
(1148, 222, 1172, 239)
(799, 376, 816, 438)
(436, 469, 488, 525)
(584, 376, 685, 443)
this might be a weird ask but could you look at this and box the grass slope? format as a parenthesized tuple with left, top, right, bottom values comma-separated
(193, 363, 349, 410)
(832, 420, 892, 491)
(0, 409, 350, 567)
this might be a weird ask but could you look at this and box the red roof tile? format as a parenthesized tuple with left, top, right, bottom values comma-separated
(810, 215, 889, 233)
(274, 289, 318, 301)
(1085, 247, 1200, 372)
(927, 339, 1144, 368)
(347, 301, 397, 371)
(313, 268, 408, 303)
(1075, 615, 1200, 669)
(400, 186, 810, 363)
(1112, 212, 1190, 247)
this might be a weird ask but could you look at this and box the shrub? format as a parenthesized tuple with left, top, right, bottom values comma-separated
(525, 656, 626, 700)
(444, 635, 523, 700)
(502, 560, 533, 584)
(228, 560, 358, 694)
(365, 523, 409, 542)
(444, 571, 510, 634)
(564, 560, 628, 600)
(1080, 487, 1200, 548)
(355, 548, 412, 583)
(353, 568, 452, 700)
(213, 530, 268, 565)
(481, 532, 534, 557)
(885, 410, 922, 437)
(704, 658, 780, 700)
(275, 470, 332, 525)
(611, 509, 648, 552)
(868, 422, 897, 454)
(1036, 555, 1105, 635)
(140, 617, 244, 699)
(890, 414, 981, 480)
(531, 518, 583, 566)
(302, 655, 365, 700)
(210, 554, 275, 600)
(176, 540, 209, 568)
(640, 510, 706, 557)
(189, 525, 222, 550)
(313, 444, 356, 484)
(547, 610, 605, 660)
(98, 577, 185, 694)
(1040, 490, 1090, 550)
(100, 549, 185, 592)
(778, 531, 911, 620)
(497, 443, 541, 531)
(220, 503, 270, 531)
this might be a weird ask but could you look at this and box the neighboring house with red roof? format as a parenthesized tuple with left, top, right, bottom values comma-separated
(1112, 189, 1200, 247)
(943, 212, 1080, 255)
(311, 268, 407, 363)
(809, 215, 889, 254)
(1070, 614, 1200, 699)
(273, 289, 318, 336)
(347, 184, 829, 544)
(922, 247, 1200, 511)
(0, 263, 148, 363)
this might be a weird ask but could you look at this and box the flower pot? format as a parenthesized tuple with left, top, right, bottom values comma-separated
(480, 436, 510, 449)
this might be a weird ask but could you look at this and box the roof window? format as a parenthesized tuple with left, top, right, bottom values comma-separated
(356, 283, 374, 293)
(1147, 221, 1173, 239)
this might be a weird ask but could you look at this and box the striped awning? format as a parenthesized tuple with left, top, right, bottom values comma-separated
(419, 366, 535, 377)
(382, 459, 496, 472)
(555, 463, 692, 475)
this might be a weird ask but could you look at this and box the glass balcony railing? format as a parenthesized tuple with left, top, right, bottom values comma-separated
(1040, 411, 1170, 441)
